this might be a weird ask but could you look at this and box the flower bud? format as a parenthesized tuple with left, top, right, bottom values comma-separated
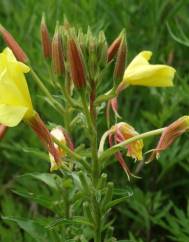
(0, 25, 28, 62)
(67, 37, 86, 89)
(29, 113, 61, 170)
(52, 26, 65, 75)
(40, 14, 51, 58)
(98, 31, 108, 67)
(107, 34, 122, 62)
(113, 33, 127, 81)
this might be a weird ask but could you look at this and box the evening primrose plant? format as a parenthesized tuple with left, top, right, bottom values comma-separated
(0, 17, 188, 241)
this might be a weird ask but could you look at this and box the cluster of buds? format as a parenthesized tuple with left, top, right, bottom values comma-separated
(39, 16, 127, 94)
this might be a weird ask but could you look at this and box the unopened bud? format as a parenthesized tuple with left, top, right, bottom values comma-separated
(67, 37, 86, 89)
(0, 25, 28, 63)
(63, 16, 71, 31)
(52, 26, 65, 75)
(107, 34, 122, 62)
(40, 14, 51, 58)
(98, 31, 108, 67)
(113, 33, 127, 81)
(29, 113, 61, 171)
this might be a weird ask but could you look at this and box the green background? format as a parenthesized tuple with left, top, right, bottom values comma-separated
(1, 0, 189, 241)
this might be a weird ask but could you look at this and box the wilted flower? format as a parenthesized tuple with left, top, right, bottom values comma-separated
(119, 51, 176, 91)
(49, 127, 66, 171)
(49, 127, 74, 171)
(111, 122, 143, 160)
(147, 116, 189, 162)
(109, 122, 143, 179)
(0, 25, 28, 63)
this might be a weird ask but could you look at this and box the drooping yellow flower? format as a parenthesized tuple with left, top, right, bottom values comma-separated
(120, 51, 176, 88)
(111, 122, 144, 161)
(0, 47, 35, 127)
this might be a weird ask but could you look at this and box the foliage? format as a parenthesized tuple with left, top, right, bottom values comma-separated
(0, 0, 189, 242)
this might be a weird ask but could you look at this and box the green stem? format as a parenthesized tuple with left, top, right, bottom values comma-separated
(99, 128, 165, 162)
(61, 82, 81, 109)
(30, 68, 65, 116)
(80, 91, 99, 185)
(80, 90, 101, 241)
(53, 137, 91, 171)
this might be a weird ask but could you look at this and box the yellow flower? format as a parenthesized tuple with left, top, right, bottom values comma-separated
(0, 47, 35, 127)
(120, 51, 176, 88)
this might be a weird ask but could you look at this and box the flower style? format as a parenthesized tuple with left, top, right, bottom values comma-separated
(109, 122, 143, 179)
(119, 50, 176, 90)
(0, 47, 35, 127)
(147, 116, 189, 163)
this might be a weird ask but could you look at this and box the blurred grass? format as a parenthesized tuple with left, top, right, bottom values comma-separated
(1, 0, 189, 241)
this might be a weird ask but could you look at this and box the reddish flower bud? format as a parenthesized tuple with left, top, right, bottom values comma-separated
(0, 25, 28, 63)
(107, 35, 122, 62)
(29, 113, 61, 168)
(52, 27, 65, 75)
(113, 35, 127, 81)
(67, 38, 86, 89)
(0, 125, 7, 140)
(40, 14, 51, 58)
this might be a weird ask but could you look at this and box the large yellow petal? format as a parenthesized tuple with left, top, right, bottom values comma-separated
(121, 50, 176, 88)
(0, 48, 32, 108)
(2, 48, 30, 73)
(125, 65, 175, 87)
(0, 104, 28, 127)
(126, 51, 152, 70)
(0, 70, 28, 105)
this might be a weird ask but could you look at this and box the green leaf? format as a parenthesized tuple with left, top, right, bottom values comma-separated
(11, 189, 53, 210)
(19, 173, 61, 190)
(46, 216, 92, 230)
(106, 194, 133, 210)
(2, 216, 48, 242)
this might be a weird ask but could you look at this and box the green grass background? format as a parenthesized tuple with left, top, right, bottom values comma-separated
(1, 0, 189, 241)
